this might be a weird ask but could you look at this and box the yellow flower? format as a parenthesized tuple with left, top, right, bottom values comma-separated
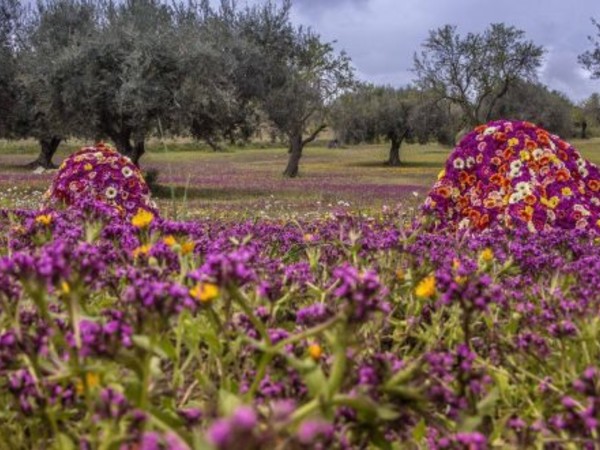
(395, 268, 405, 283)
(76, 372, 100, 395)
(35, 214, 53, 226)
(454, 275, 467, 285)
(452, 258, 461, 270)
(561, 187, 573, 197)
(84, 163, 93, 171)
(181, 241, 195, 255)
(415, 275, 436, 298)
(131, 209, 154, 228)
(61, 281, 71, 295)
(163, 235, 177, 247)
(541, 196, 559, 209)
(507, 137, 519, 147)
(480, 248, 494, 262)
(189, 283, 220, 303)
(133, 244, 152, 258)
(308, 344, 323, 361)
(519, 150, 531, 161)
(437, 169, 446, 180)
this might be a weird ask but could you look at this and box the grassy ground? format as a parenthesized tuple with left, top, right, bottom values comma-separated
(2, 137, 600, 218)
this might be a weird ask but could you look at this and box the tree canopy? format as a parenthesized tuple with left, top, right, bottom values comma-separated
(579, 18, 600, 79)
(413, 23, 544, 127)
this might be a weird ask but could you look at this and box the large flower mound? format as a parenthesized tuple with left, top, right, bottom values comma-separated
(422, 119, 600, 233)
(44, 143, 157, 218)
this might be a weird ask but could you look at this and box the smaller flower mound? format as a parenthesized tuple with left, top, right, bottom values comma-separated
(45, 143, 157, 219)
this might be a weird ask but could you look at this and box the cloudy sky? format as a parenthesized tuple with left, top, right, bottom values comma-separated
(240, 0, 600, 102)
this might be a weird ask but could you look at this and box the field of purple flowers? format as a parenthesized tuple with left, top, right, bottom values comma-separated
(4, 203, 600, 449)
(3, 140, 600, 448)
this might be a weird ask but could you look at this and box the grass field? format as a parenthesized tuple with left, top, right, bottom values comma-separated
(2, 137, 600, 218)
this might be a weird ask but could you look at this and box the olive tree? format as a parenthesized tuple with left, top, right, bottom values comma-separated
(413, 23, 544, 127)
(238, 1, 354, 178)
(488, 81, 574, 138)
(173, 1, 260, 150)
(56, 0, 180, 165)
(579, 18, 600, 78)
(331, 84, 420, 166)
(0, 0, 21, 138)
(12, 0, 96, 168)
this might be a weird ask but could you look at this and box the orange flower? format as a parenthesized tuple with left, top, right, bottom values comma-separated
(525, 140, 537, 150)
(524, 194, 537, 206)
(308, 344, 323, 361)
(502, 148, 515, 159)
(556, 169, 570, 182)
(490, 157, 502, 166)
(588, 180, 600, 192)
(490, 174, 504, 185)
(478, 214, 490, 229)
(494, 132, 507, 142)
(436, 186, 452, 198)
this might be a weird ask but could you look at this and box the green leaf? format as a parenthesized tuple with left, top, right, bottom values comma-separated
(477, 387, 499, 416)
(412, 418, 427, 443)
(304, 366, 328, 397)
(132, 335, 169, 359)
(218, 389, 243, 416)
(53, 433, 76, 450)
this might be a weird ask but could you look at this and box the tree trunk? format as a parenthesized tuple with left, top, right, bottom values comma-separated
(581, 120, 587, 139)
(386, 137, 401, 167)
(112, 132, 134, 157)
(283, 134, 303, 178)
(110, 131, 144, 166)
(27, 136, 61, 169)
(130, 140, 145, 166)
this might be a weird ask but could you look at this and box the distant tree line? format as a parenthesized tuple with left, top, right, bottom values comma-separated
(1, 0, 599, 174)
(332, 22, 600, 166)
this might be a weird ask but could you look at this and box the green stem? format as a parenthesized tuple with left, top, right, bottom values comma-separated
(326, 323, 347, 401)
(273, 316, 342, 353)
(229, 285, 271, 345)
(245, 351, 273, 400)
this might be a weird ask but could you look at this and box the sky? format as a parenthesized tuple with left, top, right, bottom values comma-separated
(238, 0, 600, 102)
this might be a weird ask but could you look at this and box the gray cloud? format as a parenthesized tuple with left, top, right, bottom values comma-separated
(239, 0, 600, 100)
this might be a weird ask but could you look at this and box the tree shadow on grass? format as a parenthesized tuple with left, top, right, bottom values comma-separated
(151, 184, 273, 201)
(346, 160, 443, 169)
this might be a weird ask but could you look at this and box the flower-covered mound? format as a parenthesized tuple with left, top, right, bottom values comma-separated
(3, 203, 600, 449)
(423, 120, 600, 232)
(44, 143, 157, 218)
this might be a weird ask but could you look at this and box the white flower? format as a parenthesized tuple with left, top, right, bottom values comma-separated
(574, 204, 591, 216)
(509, 192, 523, 204)
(508, 168, 521, 179)
(458, 218, 470, 229)
(515, 181, 532, 196)
(510, 160, 523, 171)
(576, 158, 586, 169)
(532, 149, 543, 160)
(466, 156, 475, 168)
(580, 168, 589, 178)
(483, 126, 497, 135)
(453, 158, 465, 170)
(105, 187, 118, 199)
(122, 167, 134, 178)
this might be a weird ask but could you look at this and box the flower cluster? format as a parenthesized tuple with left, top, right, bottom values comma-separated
(423, 120, 600, 232)
(44, 143, 157, 219)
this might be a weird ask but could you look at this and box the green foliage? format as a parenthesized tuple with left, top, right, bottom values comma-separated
(489, 81, 574, 138)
